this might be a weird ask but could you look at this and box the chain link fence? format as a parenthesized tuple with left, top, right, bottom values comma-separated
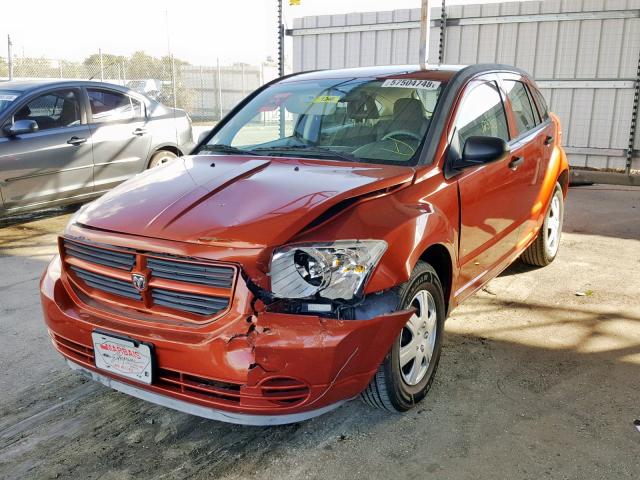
(0, 53, 279, 123)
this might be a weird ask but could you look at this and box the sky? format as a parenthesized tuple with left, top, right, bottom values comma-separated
(1, 0, 522, 66)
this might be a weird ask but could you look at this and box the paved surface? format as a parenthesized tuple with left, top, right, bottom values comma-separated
(0, 185, 639, 480)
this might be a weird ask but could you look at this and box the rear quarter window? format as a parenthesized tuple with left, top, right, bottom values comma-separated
(531, 87, 550, 121)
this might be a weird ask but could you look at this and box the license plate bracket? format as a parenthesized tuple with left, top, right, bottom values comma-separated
(91, 330, 154, 385)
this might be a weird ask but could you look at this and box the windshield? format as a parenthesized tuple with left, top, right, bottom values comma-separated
(0, 90, 21, 115)
(199, 77, 445, 166)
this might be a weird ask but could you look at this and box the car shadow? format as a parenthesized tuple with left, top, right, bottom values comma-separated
(0, 204, 79, 230)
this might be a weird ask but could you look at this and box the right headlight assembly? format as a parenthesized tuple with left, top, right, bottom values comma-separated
(269, 240, 387, 301)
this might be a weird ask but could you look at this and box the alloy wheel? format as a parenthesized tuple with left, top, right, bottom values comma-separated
(399, 290, 438, 386)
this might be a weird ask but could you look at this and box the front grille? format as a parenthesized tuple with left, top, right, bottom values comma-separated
(151, 288, 229, 316)
(64, 239, 135, 271)
(70, 266, 142, 300)
(61, 238, 236, 322)
(147, 258, 234, 288)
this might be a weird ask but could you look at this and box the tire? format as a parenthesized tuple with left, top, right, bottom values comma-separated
(360, 261, 445, 412)
(521, 182, 564, 267)
(148, 150, 178, 169)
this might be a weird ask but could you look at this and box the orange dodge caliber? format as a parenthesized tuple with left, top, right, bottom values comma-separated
(41, 64, 568, 425)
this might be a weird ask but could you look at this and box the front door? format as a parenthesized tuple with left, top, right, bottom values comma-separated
(0, 88, 94, 210)
(85, 87, 152, 191)
(451, 79, 523, 300)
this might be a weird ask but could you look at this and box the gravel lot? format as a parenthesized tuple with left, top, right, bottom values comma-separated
(0, 185, 639, 480)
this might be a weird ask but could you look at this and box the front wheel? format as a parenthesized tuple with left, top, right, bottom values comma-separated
(521, 182, 564, 267)
(148, 150, 178, 169)
(360, 261, 445, 412)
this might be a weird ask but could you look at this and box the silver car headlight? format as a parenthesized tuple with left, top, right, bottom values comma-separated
(269, 240, 387, 300)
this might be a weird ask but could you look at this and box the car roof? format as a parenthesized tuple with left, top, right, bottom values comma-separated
(0, 79, 141, 94)
(280, 63, 530, 83)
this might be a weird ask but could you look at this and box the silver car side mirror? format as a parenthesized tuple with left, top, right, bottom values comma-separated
(5, 119, 39, 136)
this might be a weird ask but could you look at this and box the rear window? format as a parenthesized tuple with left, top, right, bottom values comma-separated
(0, 90, 21, 115)
(88, 88, 145, 123)
(503, 80, 537, 135)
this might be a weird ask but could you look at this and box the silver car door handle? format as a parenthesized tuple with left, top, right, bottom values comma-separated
(67, 136, 87, 146)
(132, 128, 147, 136)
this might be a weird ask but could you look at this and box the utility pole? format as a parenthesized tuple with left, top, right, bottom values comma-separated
(99, 48, 104, 81)
(419, 0, 432, 69)
(277, 0, 285, 77)
(277, 0, 285, 137)
(216, 57, 223, 120)
(7, 35, 13, 80)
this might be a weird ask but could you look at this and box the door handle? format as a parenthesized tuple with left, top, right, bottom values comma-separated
(508, 156, 524, 170)
(67, 136, 87, 146)
(132, 128, 147, 136)
(544, 135, 554, 146)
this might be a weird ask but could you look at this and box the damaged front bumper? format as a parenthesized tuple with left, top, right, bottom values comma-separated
(41, 255, 412, 425)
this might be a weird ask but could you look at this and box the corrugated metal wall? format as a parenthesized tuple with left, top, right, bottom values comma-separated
(181, 64, 278, 121)
(290, 0, 640, 172)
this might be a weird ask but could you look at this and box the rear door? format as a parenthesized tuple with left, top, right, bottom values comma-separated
(85, 87, 152, 191)
(500, 75, 551, 243)
(451, 77, 522, 299)
(0, 87, 94, 209)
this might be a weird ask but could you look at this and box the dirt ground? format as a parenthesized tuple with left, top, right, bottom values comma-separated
(0, 185, 639, 480)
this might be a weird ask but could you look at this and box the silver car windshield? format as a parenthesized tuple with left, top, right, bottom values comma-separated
(201, 77, 445, 166)
(0, 90, 21, 115)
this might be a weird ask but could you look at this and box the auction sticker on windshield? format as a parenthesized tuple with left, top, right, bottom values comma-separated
(92, 331, 153, 384)
(381, 79, 440, 90)
(0, 94, 18, 101)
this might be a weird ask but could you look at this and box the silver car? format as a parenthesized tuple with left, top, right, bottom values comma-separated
(0, 80, 194, 218)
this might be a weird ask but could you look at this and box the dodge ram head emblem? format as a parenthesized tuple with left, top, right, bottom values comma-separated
(131, 273, 147, 292)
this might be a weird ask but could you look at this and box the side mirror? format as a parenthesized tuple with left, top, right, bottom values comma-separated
(5, 119, 39, 136)
(454, 136, 509, 170)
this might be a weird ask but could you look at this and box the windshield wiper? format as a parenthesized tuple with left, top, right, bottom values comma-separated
(199, 144, 259, 156)
(251, 145, 362, 163)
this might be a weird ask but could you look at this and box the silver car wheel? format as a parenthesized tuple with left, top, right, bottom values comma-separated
(399, 290, 438, 386)
(545, 193, 562, 257)
(149, 151, 178, 168)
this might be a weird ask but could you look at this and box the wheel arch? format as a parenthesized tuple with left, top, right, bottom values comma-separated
(418, 243, 454, 316)
(147, 144, 183, 167)
(557, 168, 569, 197)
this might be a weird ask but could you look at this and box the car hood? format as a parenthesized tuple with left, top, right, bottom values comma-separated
(76, 155, 415, 247)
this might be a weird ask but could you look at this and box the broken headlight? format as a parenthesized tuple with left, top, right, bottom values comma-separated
(269, 240, 387, 300)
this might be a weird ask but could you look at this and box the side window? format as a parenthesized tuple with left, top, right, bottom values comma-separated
(14, 90, 81, 131)
(504, 80, 537, 135)
(87, 89, 144, 123)
(455, 81, 509, 148)
(525, 86, 541, 124)
(531, 87, 550, 121)
(131, 97, 145, 119)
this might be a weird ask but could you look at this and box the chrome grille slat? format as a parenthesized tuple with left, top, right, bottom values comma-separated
(152, 299, 221, 316)
(65, 248, 134, 270)
(64, 240, 135, 271)
(151, 288, 229, 316)
(70, 267, 141, 300)
(153, 291, 228, 309)
(147, 258, 234, 288)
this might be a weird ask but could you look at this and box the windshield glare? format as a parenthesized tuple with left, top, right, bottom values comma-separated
(0, 90, 21, 115)
(201, 77, 445, 165)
